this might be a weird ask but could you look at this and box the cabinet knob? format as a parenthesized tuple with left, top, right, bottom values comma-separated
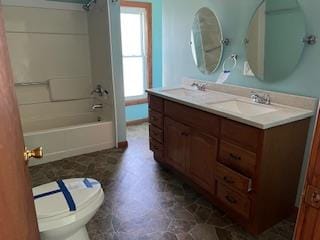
(229, 153, 241, 161)
(223, 176, 235, 184)
(225, 195, 237, 204)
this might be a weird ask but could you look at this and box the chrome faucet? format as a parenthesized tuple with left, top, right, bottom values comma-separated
(91, 85, 109, 97)
(91, 104, 103, 110)
(250, 91, 271, 105)
(191, 82, 207, 91)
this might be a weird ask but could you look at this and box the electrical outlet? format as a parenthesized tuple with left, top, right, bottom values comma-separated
(243, 61, 255, 76)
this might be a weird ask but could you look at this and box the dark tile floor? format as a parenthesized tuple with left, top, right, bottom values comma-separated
(30, 124, 295, 240)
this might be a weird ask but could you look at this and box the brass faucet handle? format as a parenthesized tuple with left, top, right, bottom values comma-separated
(24, 147, 43, 162)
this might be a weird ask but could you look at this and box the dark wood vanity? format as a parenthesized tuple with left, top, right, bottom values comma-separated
(148, 93, 310, 235)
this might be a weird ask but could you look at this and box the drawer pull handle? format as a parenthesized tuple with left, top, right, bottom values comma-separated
(225, 195, 237, 204)
(181, 132, 189, 137)
(223, 176, 235, 184)
(151, 116, 158, 121)
(229, 153, 241, 161)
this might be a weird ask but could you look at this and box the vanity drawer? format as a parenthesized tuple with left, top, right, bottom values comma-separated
(149, 125, 163, 143)
(149, 94, 164, 113)
(150, 138, 163, 154)
(164, 100, 219, 136)
(217, 182, 251, 219)
(221, 119, 260, 152)
(149, 110, 163, 129)
(219, 141, 256, 177)
(215, 162, 252, 193)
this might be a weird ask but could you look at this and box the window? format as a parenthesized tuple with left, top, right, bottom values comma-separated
(120, 1, 152, 105)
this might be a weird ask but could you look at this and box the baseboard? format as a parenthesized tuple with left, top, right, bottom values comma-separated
(127, 118, 148, 126)
(28, 141, 115, 166)
(118, 141, 128, 149)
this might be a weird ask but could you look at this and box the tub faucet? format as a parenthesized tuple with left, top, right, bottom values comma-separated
(91, 85, 108, 97)
(91, 104, 103, 110)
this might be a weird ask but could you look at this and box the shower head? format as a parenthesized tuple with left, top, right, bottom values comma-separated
(82, 0, 97, 11)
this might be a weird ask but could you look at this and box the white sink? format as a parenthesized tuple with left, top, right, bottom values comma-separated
(208, 100, 278, 117)
(161, 88, 208, 98)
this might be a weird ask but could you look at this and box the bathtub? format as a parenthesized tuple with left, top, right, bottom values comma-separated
(23, 114, 115, 166)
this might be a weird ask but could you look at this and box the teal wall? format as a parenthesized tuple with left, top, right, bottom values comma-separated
(162, 0, 320, 204)
(125, 0, 163, 122)
(162, 0, 320, 98)
(125, 103, 148, 121)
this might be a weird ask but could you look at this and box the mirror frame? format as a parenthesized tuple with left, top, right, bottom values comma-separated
(244, 0, 307, 82)
(191, 7, 224, 75)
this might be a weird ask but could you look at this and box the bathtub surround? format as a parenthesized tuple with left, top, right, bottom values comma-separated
(3, 1, 117, 165)
(48, 77, 92, 101)
(44, 0, 160, 141)
(3, 5, 94, 129)
(87, 0, 119, 149)
(87, 0, 115, 122)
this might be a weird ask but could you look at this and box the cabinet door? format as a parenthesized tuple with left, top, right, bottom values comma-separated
(187, 130, 218, 193)
(164, 117, 190, 173)
(295, 111, 320, 240)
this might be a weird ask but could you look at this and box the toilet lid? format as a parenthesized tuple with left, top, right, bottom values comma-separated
(33, 178, 102, 219)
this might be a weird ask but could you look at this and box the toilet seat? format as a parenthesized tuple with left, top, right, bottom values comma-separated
(33, 178, 104, 232)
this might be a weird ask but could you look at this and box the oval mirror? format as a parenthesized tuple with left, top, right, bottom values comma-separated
(246, 0, 306, 81)
(191, 7, 223, 75)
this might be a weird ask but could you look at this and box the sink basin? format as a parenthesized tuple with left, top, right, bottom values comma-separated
(161, 88, 208, 98)
(208, 100, 278, 117)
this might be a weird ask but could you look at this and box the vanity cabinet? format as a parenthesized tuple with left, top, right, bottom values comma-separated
(187, 130, 218, 194)
(163, 116, 218, 193)
(164, 117, 190, 173)
(148, 93, 310, 235)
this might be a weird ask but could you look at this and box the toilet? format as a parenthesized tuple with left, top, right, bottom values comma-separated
(32, 178, 104, 240)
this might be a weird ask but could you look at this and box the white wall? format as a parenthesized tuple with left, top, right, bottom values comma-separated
(3, 4, 94, 128)
(107, 0, 127, 143)
(87, 0, 115, 122)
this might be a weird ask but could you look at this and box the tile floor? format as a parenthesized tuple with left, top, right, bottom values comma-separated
(30, 123, 295, 240)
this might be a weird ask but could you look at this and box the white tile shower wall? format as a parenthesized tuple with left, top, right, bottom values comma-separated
(3, 6, 93, 123)
(87, 0, 115, 123)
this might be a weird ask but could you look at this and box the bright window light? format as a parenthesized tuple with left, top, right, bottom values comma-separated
(120, 8, 147, 99)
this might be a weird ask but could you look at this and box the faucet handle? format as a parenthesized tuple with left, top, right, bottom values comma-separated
(264, 94, 271, 104)
(91, 85, 108, 97)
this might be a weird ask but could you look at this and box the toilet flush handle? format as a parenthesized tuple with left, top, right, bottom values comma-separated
(24, 147, 43, 163)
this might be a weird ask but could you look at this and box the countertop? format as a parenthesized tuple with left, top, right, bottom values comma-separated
(146, 80, 318, 129)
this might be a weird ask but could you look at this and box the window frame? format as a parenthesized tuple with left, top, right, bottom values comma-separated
(120, 1, 152, 106)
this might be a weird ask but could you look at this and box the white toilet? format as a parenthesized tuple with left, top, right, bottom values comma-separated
(32, 178, 104, 240)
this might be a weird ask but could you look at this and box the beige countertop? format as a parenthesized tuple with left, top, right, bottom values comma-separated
(147, 80, 318, 129)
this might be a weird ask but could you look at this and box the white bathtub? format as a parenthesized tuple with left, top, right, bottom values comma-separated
(23, 114, 115, 166)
